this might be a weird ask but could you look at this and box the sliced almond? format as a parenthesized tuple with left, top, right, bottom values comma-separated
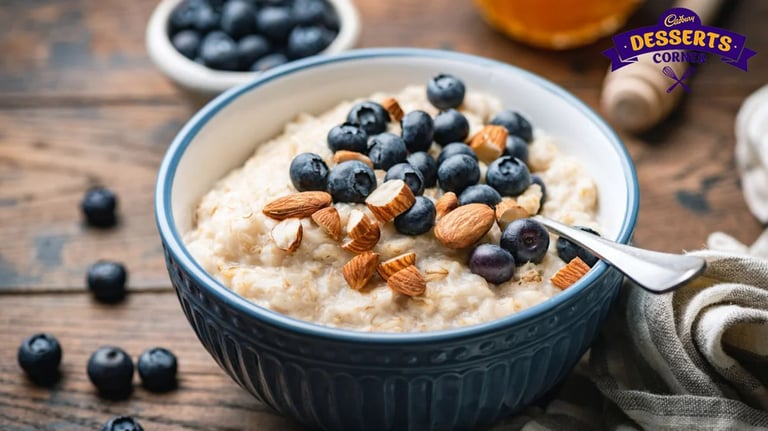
(270, 218, 303, 252)
(381, 97, 404, 122)
(262, 191, 332, 220)
(365, 179, 416, 222)
(333, 150, 374, 169)
(469, 125, 507, 163)
(433, 203, 495, 249)
(551, 257, 591, 289)
(347, 209, 380, 241)
(343, 251, 380, 290)
(376, 252, 416, 280)
(435, 192, 459, 219)
(310, 206, 341, 241)
(495, 198, 530, 229)
(341, 236, 379, 253)
(387, 265, 426, 296)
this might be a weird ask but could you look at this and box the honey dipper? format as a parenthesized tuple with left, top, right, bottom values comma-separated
(600, 0, 725, 132)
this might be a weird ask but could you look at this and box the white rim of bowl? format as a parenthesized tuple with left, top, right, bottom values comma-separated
(145, 0, 361, 95)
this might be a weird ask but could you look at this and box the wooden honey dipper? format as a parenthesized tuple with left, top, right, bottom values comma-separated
(600, 0, 725, 132)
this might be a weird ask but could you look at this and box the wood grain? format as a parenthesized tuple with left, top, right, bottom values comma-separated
(0, 105, 192, 290)
(0, 292, 304, 431)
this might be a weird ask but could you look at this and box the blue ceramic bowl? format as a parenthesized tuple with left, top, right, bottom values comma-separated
(155, 48, 638, 431)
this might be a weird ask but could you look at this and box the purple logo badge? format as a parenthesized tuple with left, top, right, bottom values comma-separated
(603, 7, 756, 72)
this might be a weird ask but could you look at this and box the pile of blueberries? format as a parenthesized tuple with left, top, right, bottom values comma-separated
(12, 187, 177, 430)
(169, 0, 339, 72)
(288, 73, 599, 284)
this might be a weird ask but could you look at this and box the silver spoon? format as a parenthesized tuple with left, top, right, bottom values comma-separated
(534, 216, 707, 294)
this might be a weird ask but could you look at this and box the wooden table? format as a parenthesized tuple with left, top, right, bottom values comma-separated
(1, 1, 765, 429)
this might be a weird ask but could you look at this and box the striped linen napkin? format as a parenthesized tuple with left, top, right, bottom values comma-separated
(490, 86, 768, 430)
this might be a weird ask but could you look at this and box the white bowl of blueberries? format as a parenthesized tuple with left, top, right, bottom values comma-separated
(146, 0, 360, 97)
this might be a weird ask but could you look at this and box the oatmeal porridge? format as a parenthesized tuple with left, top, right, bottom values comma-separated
(184, 80, 600, 332)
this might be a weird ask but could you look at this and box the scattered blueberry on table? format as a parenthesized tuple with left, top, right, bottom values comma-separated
(17, 333, 62, 386)
(81, 186, 118, 228)
(138, 347, 178, 393)
(168, 0, 340, 71)
(101, 416, 144, 431)
(87, 261, 128, 304)
(87, 346, 135, 400)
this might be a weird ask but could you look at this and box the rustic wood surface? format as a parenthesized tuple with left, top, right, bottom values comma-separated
(0, 0, 765, 429)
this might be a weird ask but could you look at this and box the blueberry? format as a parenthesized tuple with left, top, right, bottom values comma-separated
(327, 160, 377, 203)
(292, 0, 329, 26)
(500, 218, 550, 265)
(138, 347, 178, 392)
(87, 261, 128, 304)
(193, 5, 219, 32)
(17, 333, 62, 386)
(406, 152, 437, 188)
(346, 101, 390, 135)
(437, 142, 476, 166)
(400, 110, 434, 153)
(87, 346, 134, 400)
(322, 4, 341, 31)
(220, 0, 257, 39)
(82, 186, 118, 227)
(385, 163, 425, 196)
(367, 133, 407, 170)
(171, 30, 202, 59)
(427, 74, 466, 110)
(490, 110, 533, 142)
(394, 196, 436, 235)
(102, 416, 144, 431)
(250, 52, 287, 71)
(458, 184, 501, 208)
(200, 31, 239, 70)
(287, 25, 333, 59)
(504, 135, 529, 165)
(327, 123, 368, 153)
(257, 7, 295, 42)
(531, 174, 546, 207)
(169, 0, 203, 32)
(433, 109, 469, 145)
(437, 154, 480, 194)
(289, 152, 329, 192)
(556, 226, 600, 267)
(468, 244, 515, 284)
(236, 35, 271, 68)
(486, 156, 531, 197)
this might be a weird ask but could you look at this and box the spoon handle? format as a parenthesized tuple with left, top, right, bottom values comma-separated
(534, 216, 707, 294)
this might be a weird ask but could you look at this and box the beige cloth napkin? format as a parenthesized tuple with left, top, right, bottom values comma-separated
(490, 87, 768, 430)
